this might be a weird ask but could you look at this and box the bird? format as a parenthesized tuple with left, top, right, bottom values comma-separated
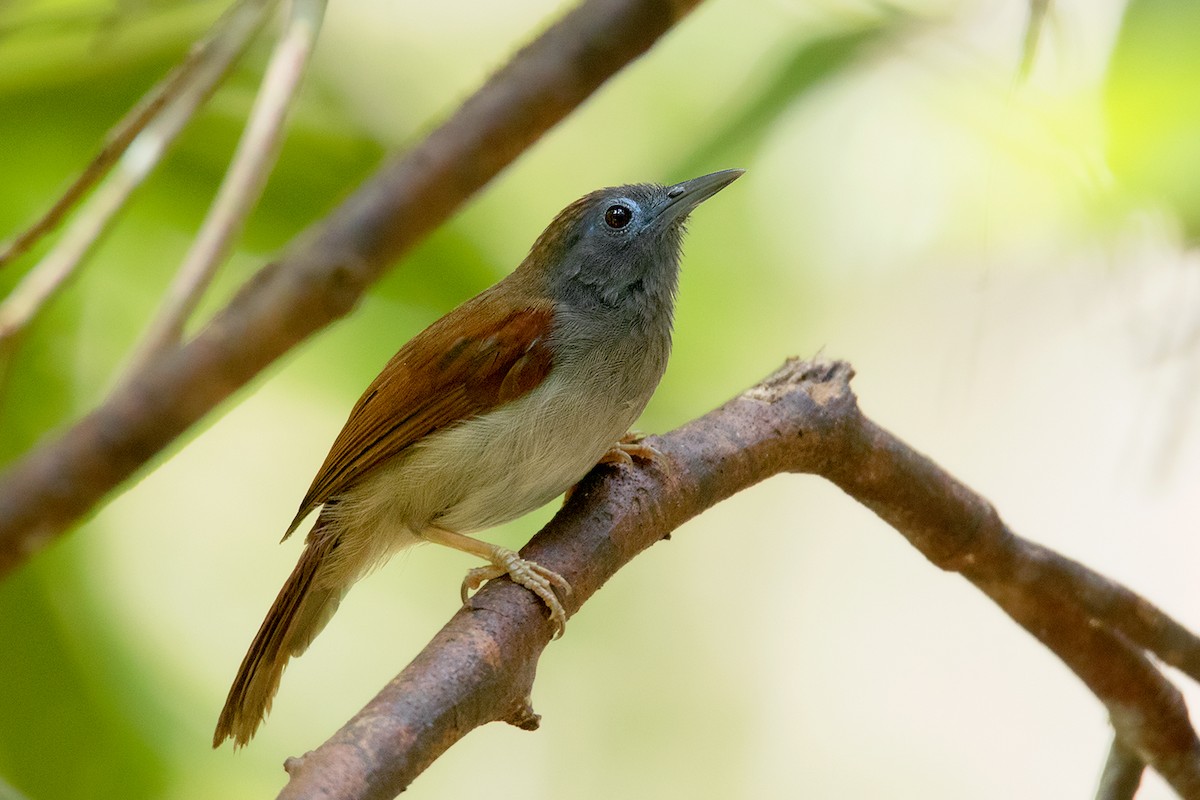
(212, 169, 743, 747)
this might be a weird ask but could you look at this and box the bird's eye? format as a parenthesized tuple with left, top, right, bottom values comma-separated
(604, 204, 632, 229)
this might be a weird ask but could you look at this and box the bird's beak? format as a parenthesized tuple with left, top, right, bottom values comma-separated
(654, 169, 744, 227)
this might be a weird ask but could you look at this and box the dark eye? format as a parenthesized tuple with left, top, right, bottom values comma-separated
(604, 204, 632, 229)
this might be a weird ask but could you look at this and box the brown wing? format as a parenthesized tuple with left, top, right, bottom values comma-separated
(283, 291, 555, 538)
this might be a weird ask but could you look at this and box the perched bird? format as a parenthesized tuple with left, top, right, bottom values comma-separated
(213, 169, 743, 747)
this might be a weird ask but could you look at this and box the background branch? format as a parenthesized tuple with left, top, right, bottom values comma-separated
(0, 0, 278, 269)
(278, 360, 1200, 800)
(130, 0, 327, 368)
(0, 0, 703, 577)
(0, 0, 276, 348)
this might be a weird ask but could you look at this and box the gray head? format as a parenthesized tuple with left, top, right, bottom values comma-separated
(521, 170, 743, 320)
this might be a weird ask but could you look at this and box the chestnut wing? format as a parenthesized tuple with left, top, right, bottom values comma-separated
(283, 297, 556, 538)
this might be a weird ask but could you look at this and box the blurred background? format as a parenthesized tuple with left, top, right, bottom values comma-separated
(2, 0, 1200, 797)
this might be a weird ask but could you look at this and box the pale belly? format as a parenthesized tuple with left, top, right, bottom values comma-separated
(318, 359, 657, 578)
(405, 367, 647, 532)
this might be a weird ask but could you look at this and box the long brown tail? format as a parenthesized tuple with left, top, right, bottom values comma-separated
(213, 526, 343, 748)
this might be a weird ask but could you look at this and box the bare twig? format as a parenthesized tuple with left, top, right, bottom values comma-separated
(1097, 735, 1145, 800)
(130, 0, 327, 369)
(0, 0, 277, 348)
(0, 0, 705, 576)
(277, 360, 1200, 800)
(0, 0, 278, 269)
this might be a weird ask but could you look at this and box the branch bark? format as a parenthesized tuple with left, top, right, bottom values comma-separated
(0, 0, 703, 576)
(277, 359, 1200, 800)
(1096, 735, 1145, 800)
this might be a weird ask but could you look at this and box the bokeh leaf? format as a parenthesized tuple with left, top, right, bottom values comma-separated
(1105, 0, 1200, 240)
(0, 554, 168, 800)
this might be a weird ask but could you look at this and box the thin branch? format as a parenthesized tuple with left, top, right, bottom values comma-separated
(0, 0, 705, 576)
(823, 412, 1200, 797)
(1008, 543, 1200, 685)
(0, 0, 278, 269)
(1017, 0, 1051, 80)
(130, 0, 327, 369)
(0, 0, 277, 347)
(1097, 735, 1145, 800)
(277, 360, 1200, 800)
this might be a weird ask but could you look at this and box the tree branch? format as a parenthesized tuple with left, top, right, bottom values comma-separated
(1096, 735, 1145, 800)
(277, 359, 1200, 800)
(0, 0, 704, 577)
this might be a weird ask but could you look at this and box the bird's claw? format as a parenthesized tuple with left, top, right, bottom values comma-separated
(461, 549, 572, 638)
(598, 431, 664, 467)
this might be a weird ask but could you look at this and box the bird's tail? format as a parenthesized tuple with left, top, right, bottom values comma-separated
(212, 525, 344, 748)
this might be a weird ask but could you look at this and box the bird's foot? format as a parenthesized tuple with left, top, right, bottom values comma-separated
(597, 431, 664, 467)
(563, 433, 664, 506)
(461, 548, 572, 638)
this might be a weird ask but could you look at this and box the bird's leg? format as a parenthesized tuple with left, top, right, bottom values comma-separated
(422, 526, 571, 638)
(597, 430, 664, 467)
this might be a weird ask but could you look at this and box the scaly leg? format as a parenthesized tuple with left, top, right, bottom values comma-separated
(422, 526, 571, 638)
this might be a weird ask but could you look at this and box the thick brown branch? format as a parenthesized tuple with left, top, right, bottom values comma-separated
(277, 360, 1200, 799)
(0, 0, 703, 576)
